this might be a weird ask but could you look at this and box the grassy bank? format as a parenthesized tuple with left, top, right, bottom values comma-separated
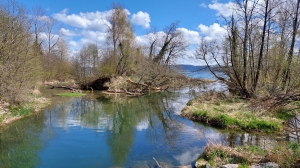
(196, 142, 300, 168)
(181, 91, 295, 133)
(0, 92, 49, 126)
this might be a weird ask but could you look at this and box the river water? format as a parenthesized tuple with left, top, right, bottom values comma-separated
(0, 70, 289, 168)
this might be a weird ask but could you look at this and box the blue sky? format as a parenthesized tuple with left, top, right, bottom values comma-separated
(17, 0, 236, 65)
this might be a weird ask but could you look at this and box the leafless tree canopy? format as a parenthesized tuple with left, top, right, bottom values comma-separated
(196, 0, 300, 102)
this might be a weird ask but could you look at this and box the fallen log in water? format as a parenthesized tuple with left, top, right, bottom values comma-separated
(126, 79, 162, 90)
(46, 84, 82, 93)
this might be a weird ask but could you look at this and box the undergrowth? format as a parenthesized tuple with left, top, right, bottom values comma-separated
(182, 91, 287, 132)
(9, 105, 33, 116)
(198, 142, 300, 168)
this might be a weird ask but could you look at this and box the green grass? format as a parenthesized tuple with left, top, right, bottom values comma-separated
(182, 97, 283, 132)
(0, 115, 4, 123)
(274, 108, 295, 120)
(9, 105, 33, 116)
(190, 109, 282, 132)
(57, 92, 86, 97)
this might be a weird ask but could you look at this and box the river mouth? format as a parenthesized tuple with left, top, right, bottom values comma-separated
(0, 85, 290, 168)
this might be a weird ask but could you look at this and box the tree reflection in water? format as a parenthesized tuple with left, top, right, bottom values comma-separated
(0, 88, 287, 167)
(287, 115, 300, 143)
(0, 114, 46, 168)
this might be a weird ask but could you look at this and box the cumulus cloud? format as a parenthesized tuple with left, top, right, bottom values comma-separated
(198, 23, 227, 41)
(131, 11, 151, 28)
(69, 40, 78, 47)
(60, 28, 76, 37)
(135, 35, 148, 46)
(176, 28, 200, 45)
(53, 9, 111, 32)
(208, 1, 239, 17)
(38, 15, 52, 23)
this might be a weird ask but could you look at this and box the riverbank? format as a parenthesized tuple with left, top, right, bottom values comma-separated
(180, 91, 296, 133)
(0, 90, 49, 127)
(182, 91, 300, 167)
(195, 141, 300, 168)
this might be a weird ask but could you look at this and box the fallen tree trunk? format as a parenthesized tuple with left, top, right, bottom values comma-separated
(46, 84, 82, 93)
(126, 79, 162, 90)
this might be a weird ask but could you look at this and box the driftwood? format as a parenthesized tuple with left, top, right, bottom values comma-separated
(103, 88, 143, 96)
(126, 79, 162, 90)
(153, 157, 162, 168)
(46, 84, 82, 93)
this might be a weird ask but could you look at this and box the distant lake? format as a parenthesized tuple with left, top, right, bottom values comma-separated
(174, 64, 216, 79)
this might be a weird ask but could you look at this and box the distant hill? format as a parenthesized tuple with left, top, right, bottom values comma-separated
(172, 64, 208, 71)
(172, 64, 221, 79)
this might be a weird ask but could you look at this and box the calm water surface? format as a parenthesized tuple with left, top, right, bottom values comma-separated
(0, 85, 283, 168)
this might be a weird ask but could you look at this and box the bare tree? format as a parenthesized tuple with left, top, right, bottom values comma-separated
(0, 0, 42, 102)
(105, 4, 135, 76)
(151, 22, 188, 66)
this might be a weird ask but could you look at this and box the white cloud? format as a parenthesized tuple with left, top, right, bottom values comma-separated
(38, 15, 52, 23)
(60, 28, 76, 37)
(135, 35, 148, 46)
(53, 9, 110, 32)
(69, 40, 78, 47)
(131, 11, 151, 28)
(208, 1, 239, 17)
(177, 28, 200, 45)
(198, 23, 227, 41)
(200, 3, 207, 8)
(76, 30, 106, 47)
(176, 54, 205, 66)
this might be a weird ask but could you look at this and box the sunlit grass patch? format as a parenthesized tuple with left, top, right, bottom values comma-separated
(9, 105, 33, 116)
(182, 92, 284, 132)
(57, 92, 86, 97)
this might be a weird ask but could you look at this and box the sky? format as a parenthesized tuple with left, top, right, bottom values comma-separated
(16, 0, 236, 65)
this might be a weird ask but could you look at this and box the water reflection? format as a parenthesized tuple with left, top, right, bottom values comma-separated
(286, 115, 300, 142)
(0, 115, 45, 168)
(0, 87, 286, 167)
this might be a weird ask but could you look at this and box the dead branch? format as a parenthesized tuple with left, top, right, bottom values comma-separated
(153, 157, 162, 168)
(46, 84, 81, 92)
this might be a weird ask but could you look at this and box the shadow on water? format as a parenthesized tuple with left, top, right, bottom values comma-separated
(0, 86, 291, 167)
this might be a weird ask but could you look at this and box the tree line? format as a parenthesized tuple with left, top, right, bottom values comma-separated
(2, 0, 299, 108)
(0, 1, 187, 102)
(196, 0, 300, 105)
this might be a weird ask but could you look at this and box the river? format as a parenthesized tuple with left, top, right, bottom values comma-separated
(0, 69, 292, 168)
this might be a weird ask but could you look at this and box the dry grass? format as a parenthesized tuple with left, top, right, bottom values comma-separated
(182, 91, 283, 132)
(44, 80, 80, 89)
(199, 141, 300, 168)
(200, 142, 265, 167)
(0, 87, 50, 126)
